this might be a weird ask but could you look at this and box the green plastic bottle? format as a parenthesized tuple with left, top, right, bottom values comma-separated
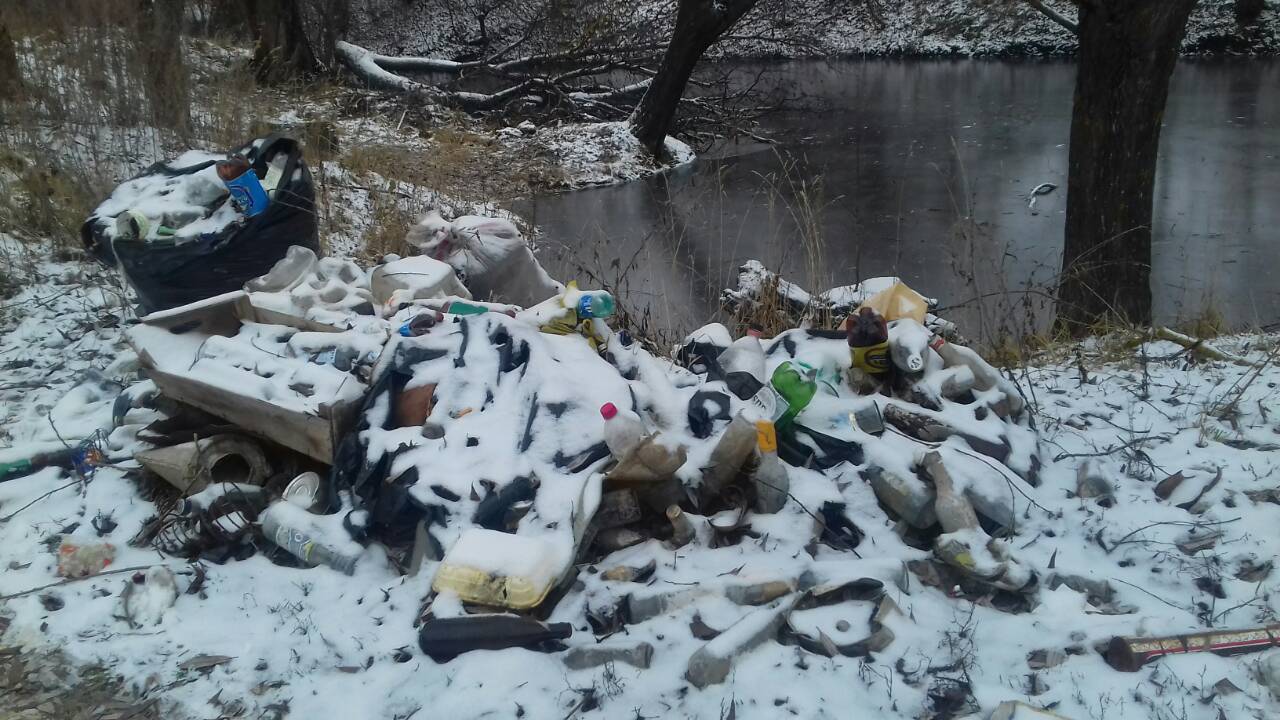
(444, 300, 491, 316)
(770, 361, 818, 427)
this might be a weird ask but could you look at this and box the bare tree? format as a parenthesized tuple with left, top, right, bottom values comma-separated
(1235, 0, 1265, 26)
(243, 0, 349, 82)
(141, 0, 191, 134)
(1024, 0, 1198, 332)
(629, 0, 762, 157)
(332, 0, 847, 150)
(0, 22, 21, 100)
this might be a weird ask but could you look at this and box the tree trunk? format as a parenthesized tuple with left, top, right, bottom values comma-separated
(247, 0, 347, 83)
(141, 0, 191, 134)
(1236, 0, 1265, 26)
(630, 0, 759, 158)
(0, 23, 21, 100)
(1056, 0, 1197, 334)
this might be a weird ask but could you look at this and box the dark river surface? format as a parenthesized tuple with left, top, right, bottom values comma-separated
(519, 59, 1279, 342)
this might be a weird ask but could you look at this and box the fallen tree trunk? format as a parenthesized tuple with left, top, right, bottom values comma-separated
(337, 40, 657, 114)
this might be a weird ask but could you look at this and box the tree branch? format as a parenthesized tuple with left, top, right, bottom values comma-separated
(1024, 0, 1079, 34)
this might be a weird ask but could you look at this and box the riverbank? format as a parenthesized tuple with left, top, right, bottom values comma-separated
(348, 0, 1280, 60)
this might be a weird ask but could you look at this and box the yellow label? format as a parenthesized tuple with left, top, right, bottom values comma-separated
(755, 421, 778, 452)
(850, 341, 891, 374)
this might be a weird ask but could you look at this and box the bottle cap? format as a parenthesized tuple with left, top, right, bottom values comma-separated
(755, 421, 778, 452)
(600, 402, 619, 420)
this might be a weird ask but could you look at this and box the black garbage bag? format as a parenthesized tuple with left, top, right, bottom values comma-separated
(778, 423, 863, 470)
(81, 134, 319, 313)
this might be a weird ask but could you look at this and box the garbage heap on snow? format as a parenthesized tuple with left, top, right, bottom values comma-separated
(116, 246, 1054, 675)
(77, 139, 1082, 685)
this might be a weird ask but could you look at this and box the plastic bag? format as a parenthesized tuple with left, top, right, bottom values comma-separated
(82, 134, 319, 313)
(858, 281, 929, 324)
(405, 210, 561, 307)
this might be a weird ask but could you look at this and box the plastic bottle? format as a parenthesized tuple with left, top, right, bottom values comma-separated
(922, 451, 980, 533)
(418, 615, 572, 662)
(716, 335, 767, 400)
(261, 507, 359, 575)
(847, 307, 890, 375)
(667, 505, 696, 547)
(443, 299, 491, 316)
(563, 287, 616, 319)
(752, 421, 790, 513)
(770, 361, 818, 426)
(399, 311, 444, 337)
(928, 334, 1025, 415)
(888, 318, 931, 374)
(600, 402, 645, 458)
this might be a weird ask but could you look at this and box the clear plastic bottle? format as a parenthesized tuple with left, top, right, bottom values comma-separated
(261, 507, 358, 575)
(600, 402, 645, 458)
(564, 287, 616, 318)
(666, 505, 696, 547)
(929, 334, 1025, 415)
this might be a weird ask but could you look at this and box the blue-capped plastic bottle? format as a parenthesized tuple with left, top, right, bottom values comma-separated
(564, 287, 616, 319)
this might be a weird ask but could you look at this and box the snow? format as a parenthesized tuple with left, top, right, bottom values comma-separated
(5, 236, 1280, 719)
(4, 21, 1280, 719)
(508, 121, 697, 188)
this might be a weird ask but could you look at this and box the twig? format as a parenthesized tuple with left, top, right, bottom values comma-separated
(1211, 582, 1265, 625)
(0, 479, 79, 522)
(1105, 517, 1239, 554)
(1154, 327, 1249, 365)
(1023, 0, 1079, 34)
(756, 476, 861, 558)
(1110, 578, 1185, 612)
(1052, 434, 1173, 462)
(0, 564, 188, 601)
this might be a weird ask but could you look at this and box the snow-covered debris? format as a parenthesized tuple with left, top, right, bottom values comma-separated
(404, 210, 562, 307)
(3, 237, 1280, 720)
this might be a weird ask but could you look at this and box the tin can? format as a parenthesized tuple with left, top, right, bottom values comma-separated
(282, 471, 323, 511)
(217, 157, 269, 217)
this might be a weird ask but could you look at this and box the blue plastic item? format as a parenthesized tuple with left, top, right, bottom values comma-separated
(224, 169, 269, 217)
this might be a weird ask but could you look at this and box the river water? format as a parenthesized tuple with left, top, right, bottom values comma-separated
(520, 58, 1279, 342)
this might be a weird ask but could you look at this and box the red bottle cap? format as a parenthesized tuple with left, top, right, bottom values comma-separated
(600, 402, 618, 420)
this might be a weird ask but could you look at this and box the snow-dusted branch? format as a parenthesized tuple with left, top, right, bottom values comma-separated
(1023, 0, 1079, 35)
(335, 41, 435, 93)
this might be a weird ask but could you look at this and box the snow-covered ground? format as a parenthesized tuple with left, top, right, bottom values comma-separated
(2, 237, 1278, 719)
(501, 121, 697, 189)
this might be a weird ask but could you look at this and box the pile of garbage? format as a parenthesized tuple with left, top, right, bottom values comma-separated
(81, 134, 320, 313)
(81, 171, 1063, 685)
